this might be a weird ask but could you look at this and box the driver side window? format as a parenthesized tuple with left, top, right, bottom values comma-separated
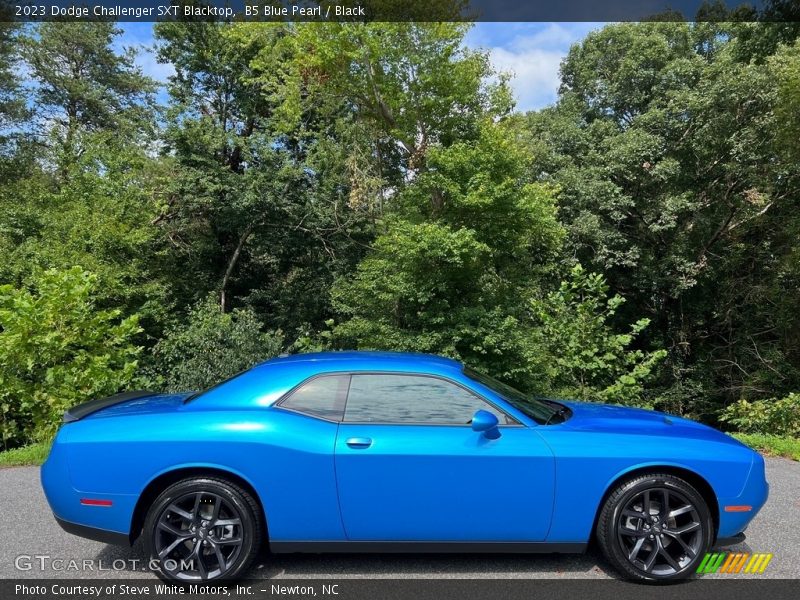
(344, 374, 514, 425)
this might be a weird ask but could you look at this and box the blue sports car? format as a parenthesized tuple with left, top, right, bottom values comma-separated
(41, 351, 768, 583)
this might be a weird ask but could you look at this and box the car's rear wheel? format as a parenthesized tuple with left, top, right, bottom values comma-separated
(597, 473, 713, 582)
(143, 477, 262, 582)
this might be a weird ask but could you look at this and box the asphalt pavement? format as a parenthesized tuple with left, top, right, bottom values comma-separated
(1, 457, 797, 580)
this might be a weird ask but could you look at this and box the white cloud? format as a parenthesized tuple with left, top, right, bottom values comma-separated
(468, 22, 602, 112)
(489, 45, 565, 112)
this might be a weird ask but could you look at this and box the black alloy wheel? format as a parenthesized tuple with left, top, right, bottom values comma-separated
(144, 477, 262, 582)
(597, 473, 713, 582)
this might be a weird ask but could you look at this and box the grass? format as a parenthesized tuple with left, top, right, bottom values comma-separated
(732, 433, 800, 461)
(0, 441, 50, 467)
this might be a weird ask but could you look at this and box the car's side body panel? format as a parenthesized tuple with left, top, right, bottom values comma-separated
(538, 429, 764, 541)
(334, 423, 555, 541)
(49, 407, 346, 542)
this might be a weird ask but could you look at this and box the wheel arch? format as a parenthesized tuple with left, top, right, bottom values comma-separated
(590, 464, 719, 546)
(128, 466, 268, 545)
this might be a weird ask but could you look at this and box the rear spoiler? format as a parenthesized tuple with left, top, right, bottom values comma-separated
(63, 390, 155, 423)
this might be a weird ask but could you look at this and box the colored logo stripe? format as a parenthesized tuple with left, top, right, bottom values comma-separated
(697, 552, 726, 573)
(697, 552, 773, 574)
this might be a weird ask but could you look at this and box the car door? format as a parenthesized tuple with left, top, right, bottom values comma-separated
(334, 373, 555, 542)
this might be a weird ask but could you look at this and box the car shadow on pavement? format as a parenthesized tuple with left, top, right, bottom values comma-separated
(93, 540, 619, 580)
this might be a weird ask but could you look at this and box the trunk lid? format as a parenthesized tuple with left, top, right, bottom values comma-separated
(64, 391, 191, 422)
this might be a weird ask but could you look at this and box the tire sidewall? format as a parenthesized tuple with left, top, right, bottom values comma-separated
(143, 478, 259, 582)
(602, 475, 714, 582)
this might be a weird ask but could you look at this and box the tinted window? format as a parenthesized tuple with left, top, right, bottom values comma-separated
(279, 375, 350, 420)
(344, 374, 510, 424)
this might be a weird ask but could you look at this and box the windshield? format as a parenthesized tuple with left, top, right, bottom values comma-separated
(464, 368, 564, 425)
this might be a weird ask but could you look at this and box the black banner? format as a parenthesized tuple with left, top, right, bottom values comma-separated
(3, 0, 800, 23)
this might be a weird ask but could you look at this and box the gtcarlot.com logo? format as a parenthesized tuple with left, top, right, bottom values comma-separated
(14, 554, 193, 573)
(697, 552, 773, 574)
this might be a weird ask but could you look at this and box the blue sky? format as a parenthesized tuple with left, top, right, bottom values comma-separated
(118, 22, 603, 113)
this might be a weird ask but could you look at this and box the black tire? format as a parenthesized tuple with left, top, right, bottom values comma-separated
(597, 473, 713, 582)
(143, 477, 262, 582)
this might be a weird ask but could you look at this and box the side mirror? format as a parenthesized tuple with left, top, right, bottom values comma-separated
(471, 409, 501, 440)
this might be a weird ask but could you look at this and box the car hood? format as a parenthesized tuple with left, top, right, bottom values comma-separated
(557, 400, 745, 446)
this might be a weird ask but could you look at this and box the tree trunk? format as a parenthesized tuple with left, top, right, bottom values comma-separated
(220, 222, 256, 313)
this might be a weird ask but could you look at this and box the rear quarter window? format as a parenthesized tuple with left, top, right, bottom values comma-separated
(277, 375, 350, 421)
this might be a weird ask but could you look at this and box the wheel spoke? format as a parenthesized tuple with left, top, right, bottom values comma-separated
(668, 504, 694, 518)
(211, 542, 227, 571)
(158, 536, 187, 559)
(619, 523, 645, 537)
(158, 521, 192, 538)
(193, 542, 208, 580)
(167, 504, 193, 522)
(661, 490, 670, 517)
(214, 517, 241, 527)
(670, 521, 700, 535)
(211, 496, 222, 521)
(622, 509, 646, 520)
(643, 545, 659, 571)
(628, 537, 646, 561)
(642, 491, 651, 515)
(657, 537, 681, 572)
(192, 492, 203, 517)
(663, 530, 696, 557)
(216, 536, 242, 545)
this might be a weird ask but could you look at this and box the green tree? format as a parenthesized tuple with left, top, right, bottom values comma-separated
(23, 22, 156, 177)
(0, 267, 142, 448)
(154, 21, 371, 330)
(0, 20, 25, 147)
(151, 295, 283, 392)
(772, 40, 800, 161)
(290, 21, 512, 175)
(527, 21, 800, 413)
(0, 132, 172, 340)
(333, 122, 563, 385)
(2, 24, 167, 341)
(529, 265, 666, 405)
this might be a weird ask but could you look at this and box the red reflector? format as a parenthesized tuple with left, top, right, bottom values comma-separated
(724, 505, 753, 512)
(80, 498, 113, 506)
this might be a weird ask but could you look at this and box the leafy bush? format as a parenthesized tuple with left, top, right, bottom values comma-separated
(152, 295, 283, 392)
(0, 267, 142, 448)
(720, 393, 800, 437)
(530, 265, 667, 406)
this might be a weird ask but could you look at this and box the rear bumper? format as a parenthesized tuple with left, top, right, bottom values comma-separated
(54, 515, 130, 546)
(41, 427, 136, 543)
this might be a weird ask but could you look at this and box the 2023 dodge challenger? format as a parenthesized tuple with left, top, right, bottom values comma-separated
(41, 351, 768, 583)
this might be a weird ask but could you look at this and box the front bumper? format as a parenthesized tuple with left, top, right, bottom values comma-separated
(716, 453, 769, 539)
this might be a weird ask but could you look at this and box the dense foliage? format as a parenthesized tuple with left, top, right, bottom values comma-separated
(152, 295, 283, 392)
(1, 14, 799, 449)
(0, 268, 141, 446)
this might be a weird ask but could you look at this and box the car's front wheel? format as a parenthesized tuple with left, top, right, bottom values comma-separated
(597, 473, 713, 582)
(143, 477, 262, 582)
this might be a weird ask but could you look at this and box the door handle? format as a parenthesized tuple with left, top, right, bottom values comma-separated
(345, 437, 372, 449)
